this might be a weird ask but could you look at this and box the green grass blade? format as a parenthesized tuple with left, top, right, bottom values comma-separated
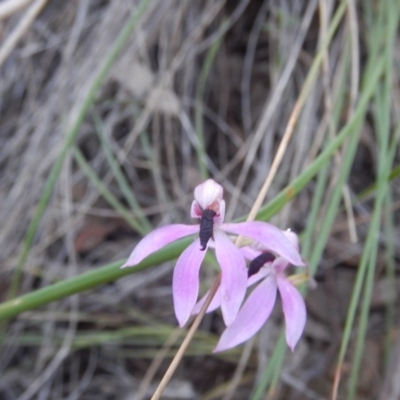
(250, 333, 286, 400)
(340, 1, 400, 396)
(383, 190, 396, 367)
(0, 237, 193, 321)
(93, 112, 152, 233)
(72, 147, 146, 235)
(256, 57, 385, 224)
(301, 165, 329, 260)
(140, 131, 169, 205)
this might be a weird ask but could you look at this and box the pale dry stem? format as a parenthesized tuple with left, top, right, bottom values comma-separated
(0, 0, 31, 19)
(150, 275, 222, 400)
(0, 0, 48, 67)
(135, 328, 183, 400)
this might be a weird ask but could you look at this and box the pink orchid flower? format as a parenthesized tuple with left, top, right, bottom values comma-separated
(122, 179, 305, 328)
(212, 230, 307, 352)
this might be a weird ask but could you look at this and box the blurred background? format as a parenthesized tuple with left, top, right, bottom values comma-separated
(0, 0, 399, 399)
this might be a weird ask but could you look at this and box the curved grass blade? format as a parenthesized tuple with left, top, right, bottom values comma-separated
(0, 237, 192, 321)
(93, 112, 152, 233)
(72, 147, 146, 235)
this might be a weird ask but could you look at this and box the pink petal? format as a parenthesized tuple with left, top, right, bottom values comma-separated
(121, 224, 199, 268)
(221, 222, 305, 266)
(214, 275, 278, 352)
(214, 231, 247, 326)
(277, 274, 306, 351)
(173, 239, 206, 327)
(190, 201, 202, 219)
(194, 179, 223, 209)
(283, 229, 300, 250)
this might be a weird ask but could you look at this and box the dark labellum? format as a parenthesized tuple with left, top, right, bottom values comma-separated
(199, 209, 216, 250)
(248, 252, 275, 277)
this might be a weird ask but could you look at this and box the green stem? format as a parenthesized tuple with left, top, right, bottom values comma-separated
(0, 237, 192, 321)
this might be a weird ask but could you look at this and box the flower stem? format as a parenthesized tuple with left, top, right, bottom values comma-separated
(150, 275, 221, 400)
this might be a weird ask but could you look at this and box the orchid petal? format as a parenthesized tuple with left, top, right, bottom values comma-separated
(283, 229, 300, 250)
(214, 231, 247, 326)
(173, 239, 206, 327)
(221, 222, 305, 266)
(277, 274, 306, 351)
(121, 224, 199, 268)
(194, 179, 223, 209)
(214, 275, 278, 352)
(190, 201, 202, 219)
